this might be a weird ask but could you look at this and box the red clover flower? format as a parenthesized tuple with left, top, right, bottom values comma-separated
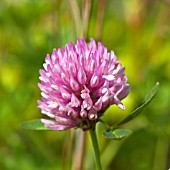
(38, 38, 130, 131)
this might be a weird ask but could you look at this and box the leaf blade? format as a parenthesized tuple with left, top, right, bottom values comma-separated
(20, 119, 50, 130)
(117, 82, 159, 126)
(103, 129, 132, 140)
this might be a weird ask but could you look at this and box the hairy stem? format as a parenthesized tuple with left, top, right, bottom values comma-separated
(89, 128, 102, 170)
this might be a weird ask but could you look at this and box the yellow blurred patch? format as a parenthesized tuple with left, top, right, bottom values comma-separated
(0, 64, 21, 91)
(102, 92, 135, 125)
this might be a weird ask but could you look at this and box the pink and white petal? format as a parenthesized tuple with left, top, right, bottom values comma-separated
(117, 84, 131, 100)
(41, 119, 76, 130)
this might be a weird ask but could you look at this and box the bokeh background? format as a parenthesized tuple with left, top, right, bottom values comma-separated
(0, 0, 170, 170)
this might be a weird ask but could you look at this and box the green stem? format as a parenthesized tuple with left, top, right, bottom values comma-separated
(89, 128, 102, 170)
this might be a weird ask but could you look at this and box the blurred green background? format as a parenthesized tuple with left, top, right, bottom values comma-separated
(0, 0, 170, 170)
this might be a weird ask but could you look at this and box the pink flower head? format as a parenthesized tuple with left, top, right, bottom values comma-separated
(38, 38, 130, 131)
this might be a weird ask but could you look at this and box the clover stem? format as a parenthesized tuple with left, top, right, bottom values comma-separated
(89, 128, 102, 170)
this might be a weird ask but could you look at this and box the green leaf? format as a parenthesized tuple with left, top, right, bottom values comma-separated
(103, 129, 132, 140)
(20, 119, 50, 130)
(117, 82, 159, 126)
